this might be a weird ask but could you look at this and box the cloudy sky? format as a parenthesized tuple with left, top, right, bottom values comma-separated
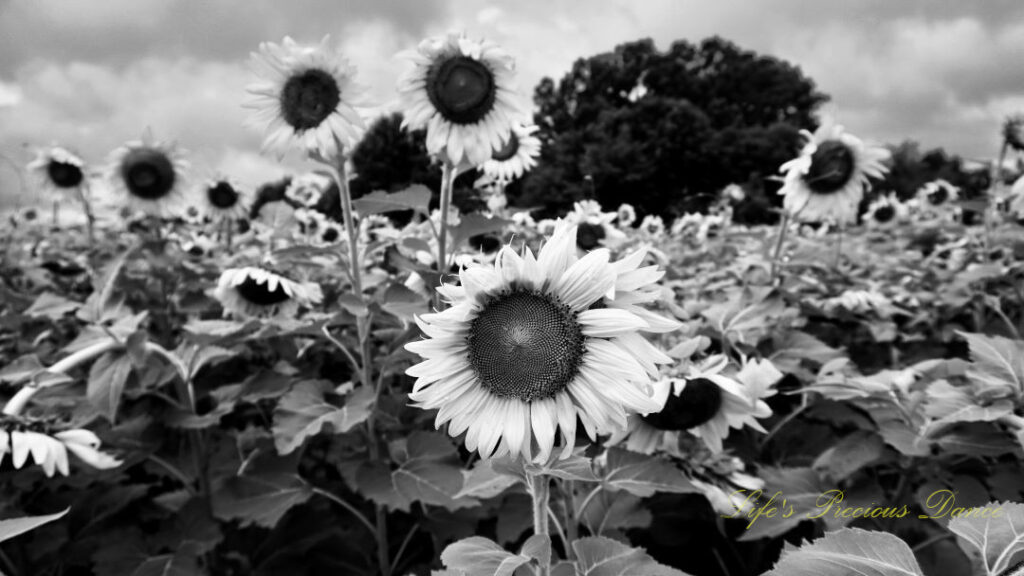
(2, 0, 1024, 207)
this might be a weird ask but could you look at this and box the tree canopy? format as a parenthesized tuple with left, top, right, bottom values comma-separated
(511, 36, 829, 219)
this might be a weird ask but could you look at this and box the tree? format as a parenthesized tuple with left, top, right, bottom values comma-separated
(514, 36, 828, 219)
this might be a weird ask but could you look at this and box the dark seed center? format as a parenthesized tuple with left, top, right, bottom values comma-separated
(641, 378, 723, 431)
(928, 187, 948, 206)
(208, 181, 239, 209)
(576, 222, 606, 250)
(235, 275, 291, 306)
(468, 234, 501, 254)
(322, 227, 340, 242)
(427, 56, 496, 125)
(491, 133, 520, 162)
(280, 68, 341, 130)
(46, 160, 84, 188)
(804, 139, 855, 195)
(873, 205, 895, 223)
(121, 148, 176, 200)
(467, 290, 585, 401)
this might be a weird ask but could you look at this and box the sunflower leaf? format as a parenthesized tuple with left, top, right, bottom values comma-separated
(352, 184, 431, 215)
(957, 331, 1024, 395)
(0, 508, 69, 544)
(439, 536, 531, 576)
(211, 471, 312, 528)
(602, 448, 697, 496)
(23, 292, 81, 319)
(272, 380, 374, 455)
(87, 350, 134, 422)
(448, 213, 513, 249)
(390, 432, 480, 511)
(762, 527, 923, 576)
(949, 501, 1024, 575)
(572, 536, 693, 575)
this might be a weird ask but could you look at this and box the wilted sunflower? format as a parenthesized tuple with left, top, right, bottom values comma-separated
(864, 193, 908, 229)
(397, 32, 524, 167)
(200, 177, 250, 222)
(609, 356, 780, 454)
(779, 119, 890, 224)
(27, 146, 86, 198)
(481, 123, 541, 183)
(0, 418, 120, 478)
(214, 266, 322, 320)
(405, 223, 679, 461)
(246, 36, 367, 159)
(107, 133, 189, 218)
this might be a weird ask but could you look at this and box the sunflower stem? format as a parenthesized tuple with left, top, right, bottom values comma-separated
(77, 182, 96, 247)
(834, 224, 844, 269)
(529, 471, 552, 575)
(769, 211, 790, 284)
(435, 160, 456, 308)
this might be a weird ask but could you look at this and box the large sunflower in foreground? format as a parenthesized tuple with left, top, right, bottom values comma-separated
(609, 356, 780, 454)
(397, 32, 524, 167)
(405, 223, 679, 461)
(480, 123, 541, 183)
(779, 119, 890, 224)
(214, 266, 323, 320)
(107, 134, 189, 218)
(246, 36, 367, 159)
(27, 146, 87, 198)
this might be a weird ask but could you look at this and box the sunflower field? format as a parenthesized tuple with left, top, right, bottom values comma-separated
(4, 30, 1024, 576)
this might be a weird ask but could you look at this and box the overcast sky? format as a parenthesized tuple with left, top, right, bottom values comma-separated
(3, 0, 1024, 207)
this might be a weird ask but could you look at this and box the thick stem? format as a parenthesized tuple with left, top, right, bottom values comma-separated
(769, 211, 790, 284)
(562, 480, 579, 560)
(531, 473, 551, 575)
(437, 161, 456, 278)
(3, 339, 121, 416)
(77, 184, 96, 247)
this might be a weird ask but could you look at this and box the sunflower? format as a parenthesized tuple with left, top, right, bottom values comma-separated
(913, 179, 960, 222)
(1004, 115, 1024, 153)
(397, 32, 525, 167)
(639, 215, 666, 239)
(617, 204, 637, 228)
(405, 223, 679, 461)
(285, 172, 330, 208)
(564, 200, 626, 251)
(200, 177, 250, 222)
(609, 356, 780, 454)
(779, 119, 890, 225)
(480, 123, 541, 183)
(106, 133, 189, 218)
(213, 266, 322, 320)
(864, 193, 908, 229)
(27, 146, 86, 198)
(246, 36, 367, 159)
(0, 419, 120, 478)
(316, 220, 345, 245)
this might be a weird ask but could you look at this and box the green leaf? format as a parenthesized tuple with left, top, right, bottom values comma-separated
(352, 184, 431, 215)
(0, 508, 68, 544)
(0, 354, 44, 385)
(448, 213, 514, 248)
(378, 282, 429, 325)
(763, 528, 923, 576)
(87, 350, 134, 422)
(949, 501, 1024, 575)
(602, 448, 697, 496)
(439, 536, 531, 576)
(812, 430, 885, 483)
(455, 458, 520, 500)
(573, 536, 692, 575)
(272, 381, 373, 455)
(24, 292, 80, 319)
(129, 542, 203, 576)
(211, 471, 312, 528)
(124, 330, 149, 370)
(531, 455, 599, 482)
(175, 342, 235, 379)
(957, 331, 1024, 395)
(391, 431, 479, 511)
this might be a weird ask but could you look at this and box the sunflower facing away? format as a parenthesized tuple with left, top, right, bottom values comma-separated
(405, 223, 680, 461)
(779, 119, 890, 225)
(200, 177, 250, 222)
(609, 355, 780, 454)
(480, 123, 541, 183)
(397, 32, 525, 167)
(247, 36, 367, 159)
(107, 133, 189, 218)
(214, 266, 323, 320)
(27, 146, 87, 198)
